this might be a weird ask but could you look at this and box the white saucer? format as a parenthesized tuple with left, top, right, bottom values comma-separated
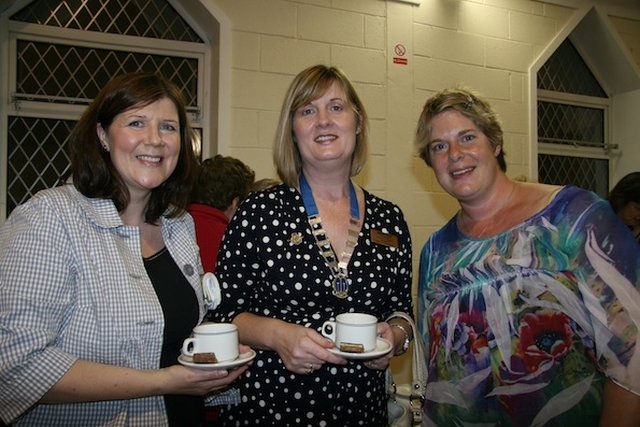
(178, 350, 256, 370)
(327, 338, 392, 360)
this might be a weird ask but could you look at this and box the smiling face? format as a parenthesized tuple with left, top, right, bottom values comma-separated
(428, 109, 502, 202)
(292, 81, 361, 172)
(97, 97, 181, 200)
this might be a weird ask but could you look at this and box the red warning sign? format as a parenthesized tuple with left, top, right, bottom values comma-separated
(393, 44, 407, 65)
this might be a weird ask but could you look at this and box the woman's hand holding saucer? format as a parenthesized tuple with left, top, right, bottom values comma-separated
(166, 358, 251, 395)
(272, 322, 347, 375)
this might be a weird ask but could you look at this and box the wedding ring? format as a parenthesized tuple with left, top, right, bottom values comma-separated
(307, 363, 313, 374)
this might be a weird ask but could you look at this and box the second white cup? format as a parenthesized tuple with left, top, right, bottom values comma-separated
(322, 313, 378, 353)
(182, 322, 239, 362)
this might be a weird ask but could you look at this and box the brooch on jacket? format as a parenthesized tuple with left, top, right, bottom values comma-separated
(288, 232, 303, 245)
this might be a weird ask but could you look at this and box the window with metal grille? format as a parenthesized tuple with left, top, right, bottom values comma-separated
(14, 40, 200, 107)
(538, 102, 604, 148)
(538, 38, 606, 97)
(4, 0, 205, 218)
(7, 117, 75, 213)
(538, 154, 609, 198)
(10, 0, 203, 43)
(537, 38, 610, 198)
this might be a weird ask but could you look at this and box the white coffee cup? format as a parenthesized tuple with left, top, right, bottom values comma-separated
(322, 313, 378, 353)
(182, 323, 239, 362)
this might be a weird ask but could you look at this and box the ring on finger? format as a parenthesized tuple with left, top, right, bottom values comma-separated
(307, 362, 313, 375)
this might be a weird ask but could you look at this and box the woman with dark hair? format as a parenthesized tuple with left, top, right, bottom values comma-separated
(608, 171, 640, 241)
(0, 72, 249, 426)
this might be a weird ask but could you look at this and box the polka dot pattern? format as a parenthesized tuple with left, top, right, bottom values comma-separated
(210, 183, 413, 426)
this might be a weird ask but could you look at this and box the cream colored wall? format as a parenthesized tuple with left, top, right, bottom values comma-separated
(611, 15, 640, 68)
(202, 0, 640, 381)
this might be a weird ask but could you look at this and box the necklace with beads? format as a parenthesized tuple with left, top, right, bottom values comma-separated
(460, 183, 515, 238)
(299, 173, 361, 299)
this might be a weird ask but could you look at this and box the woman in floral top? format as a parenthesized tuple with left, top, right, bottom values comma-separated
(414, 87, 640, 426)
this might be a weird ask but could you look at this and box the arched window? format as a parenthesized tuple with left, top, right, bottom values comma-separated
(1, 0, 216, 219)
(537, 38, 610, 197)
(531, 6, 640, 199)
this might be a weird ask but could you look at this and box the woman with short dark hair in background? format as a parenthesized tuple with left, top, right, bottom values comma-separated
(608, 171, 640, 242)
(188, 155, 255, 273)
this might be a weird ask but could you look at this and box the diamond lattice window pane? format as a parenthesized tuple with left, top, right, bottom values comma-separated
(538, 154, 609, 198)
(538, 101, 604, 147)
(16, 39, 199, 107)
(7, 116, 75, 216)
(537, 38, 606, 97)
(10, 0, 203, 43)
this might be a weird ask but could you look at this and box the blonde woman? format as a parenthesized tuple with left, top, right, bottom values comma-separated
(210, 65, 414, 426)
(415, 87, 640, 426)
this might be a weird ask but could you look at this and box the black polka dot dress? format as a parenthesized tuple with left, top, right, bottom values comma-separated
(211, 183, 413, 427)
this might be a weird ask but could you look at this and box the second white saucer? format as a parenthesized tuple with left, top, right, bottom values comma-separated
(327, 337, 392, 360)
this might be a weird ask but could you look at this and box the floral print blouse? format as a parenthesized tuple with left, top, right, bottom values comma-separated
(417, 185, 640, 427)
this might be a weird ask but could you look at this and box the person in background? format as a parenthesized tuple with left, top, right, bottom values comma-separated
(188, 155, 255, 273)
(209, 64, 414, 426)
(607, 171, 640, 242)
(414, 87, 640, 426)
(0, 72, 249, 427)
(250, 177, 280, 193)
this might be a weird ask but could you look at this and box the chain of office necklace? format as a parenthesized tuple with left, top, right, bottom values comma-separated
(299, 173, 360, 299)
(460, 183, 515, 238)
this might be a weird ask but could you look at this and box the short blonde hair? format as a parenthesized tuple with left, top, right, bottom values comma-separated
(415, 87, 506, 172)
(273, 65, 369, 187)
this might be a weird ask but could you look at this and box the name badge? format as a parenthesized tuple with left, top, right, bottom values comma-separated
(371, 229, 398, 248)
